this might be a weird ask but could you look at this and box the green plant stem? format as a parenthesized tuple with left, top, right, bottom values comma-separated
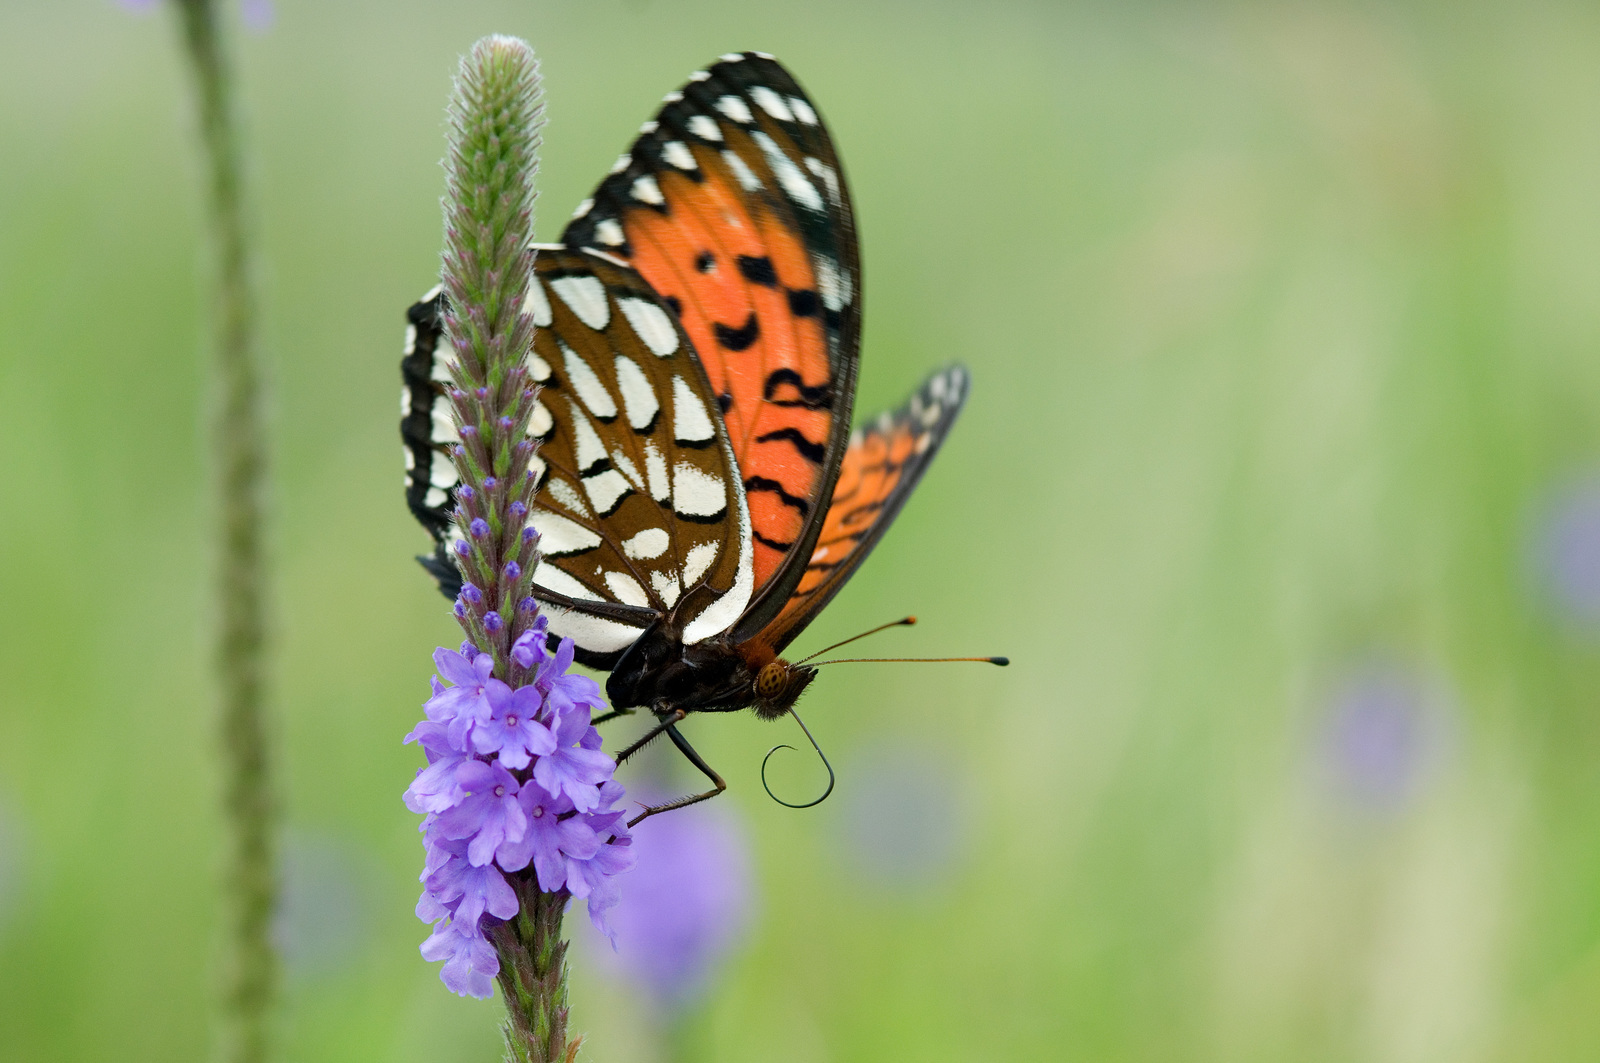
(172, 2, 276, 1060)
(491, 885, 579, 1063)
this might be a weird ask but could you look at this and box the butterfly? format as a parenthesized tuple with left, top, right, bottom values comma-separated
(401, 52, 984, 820)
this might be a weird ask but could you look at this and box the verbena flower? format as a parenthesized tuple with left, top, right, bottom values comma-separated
(405, 636, 634, 998)
(400, 43, 633, 1055)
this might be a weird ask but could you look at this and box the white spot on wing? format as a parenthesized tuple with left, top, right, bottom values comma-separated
(618, 298, 679, 356)
(425, 486, 448, 508)
(609, 154, 631, 174)
(560, 342, 618, 420)
(715, 95, 753, 124)
(596, 219, 625, 247)
(526, 351, 552, 382)
(752, 131, 824, 212)
(804, 157, 841, 205)
(638, 120, 658, 135)
(688, 115, 722, 141)
(528, 400, 553, 438)
(429, 459, 458, 490)
(550, 274, 610, 330)
(689, 70, 711, 82)
(532, 510, 602, 557)
(750, 85, 794, 122)
(631, 175, 664, 205)
(623, 528, 669, 560)
(542, 602, 644, 653)
(583, 469, 632, 514)
(571, 198, 594, 219)
(604, 570, 650, 607)
(643, 440, 670, 501)
(813, 254, 852, 311)
(614, 355, 660, 430)
(662, 141, 696, 170)
(789, 97, 818, 125)
(404, 324, 417, 355)
(723, 151, 761, 191)
(650, 570, 681, 607)
(681, 542, 718, 587)
(612, 450, 643, 490)
(534, 564, 602, 602)
(663, 90, 683, 103)
(672, 462, 725, 517)
(568, 399, 609, 473)
(522, 280, 553, 325)
(720, 52, 745, 62)
(547, 477, 586, 515)
(672, 376, 716, 443)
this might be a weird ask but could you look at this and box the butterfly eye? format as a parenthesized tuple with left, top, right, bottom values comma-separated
(755, 660, 790, 700)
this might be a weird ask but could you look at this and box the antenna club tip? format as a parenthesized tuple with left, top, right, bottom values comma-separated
(990, 657, 1010, 666)
(904, 616, 917, 625)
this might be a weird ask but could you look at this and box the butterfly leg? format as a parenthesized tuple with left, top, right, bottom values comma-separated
(612, 708, 687, 768)
(589, 705, 636, 727)
(626, 724, 727, 827)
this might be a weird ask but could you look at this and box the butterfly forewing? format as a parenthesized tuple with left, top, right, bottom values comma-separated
(757, 365, 971, 656)
(562, 52, 861, 633)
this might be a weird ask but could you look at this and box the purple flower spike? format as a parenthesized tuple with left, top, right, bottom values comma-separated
(431, 759, 526, 867)
(474, 682, 554, 769)
(496, 780, 601, 890)
(421, 919, 500, 999)
(533, 701, 616, 813)
(511, 616, 551, 669)
(425, 646, 496, 746)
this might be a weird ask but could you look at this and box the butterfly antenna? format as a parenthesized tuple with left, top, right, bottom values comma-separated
(795, 616, 918, 665)
(761, 707, 836, 810)
(809, 656, 1010, 667)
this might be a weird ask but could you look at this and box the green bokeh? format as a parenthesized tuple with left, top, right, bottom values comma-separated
(6, 0, 1600, 1059)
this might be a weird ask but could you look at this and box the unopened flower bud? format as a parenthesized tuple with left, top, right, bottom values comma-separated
(484, 612, 504, 634)
(504, 561, 522, 581)
(470, 518, 490, 539)
(453, 539, 471, 558)
(462, 583, 483, 606)
(522, 526, 537, 543)
(482, 477, 497, 492)
(457, 484, 475, 501)
(509, 501, 527, 520)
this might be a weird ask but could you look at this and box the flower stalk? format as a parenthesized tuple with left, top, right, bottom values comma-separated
(170, 1, 276, 1060)
(403, 37, 633, 1061)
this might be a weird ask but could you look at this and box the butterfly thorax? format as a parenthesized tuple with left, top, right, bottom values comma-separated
(606, 624, 816, 721)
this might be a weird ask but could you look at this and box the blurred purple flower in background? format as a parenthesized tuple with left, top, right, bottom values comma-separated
(271, 831, 375, 979)
(1316, 660, 1446, 812)
(1529, 473, 1600, 627)
(836, 746, 966, 887)
(606, 800, 753, 1012)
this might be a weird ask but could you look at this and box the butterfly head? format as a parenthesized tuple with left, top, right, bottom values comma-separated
(751, 658, 817, 720)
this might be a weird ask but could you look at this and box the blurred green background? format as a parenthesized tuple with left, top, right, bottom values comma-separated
(7, 0, 1600, 1059)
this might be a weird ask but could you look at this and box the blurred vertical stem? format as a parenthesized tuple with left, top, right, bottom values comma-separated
(171, 1, 276, 1060)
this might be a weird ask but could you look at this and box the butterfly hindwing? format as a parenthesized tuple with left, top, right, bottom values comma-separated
(755, 365, 971, 656)
(562, 52, 861, 634)
(399, 247, 755, 667)
(525, 246, 754, 659)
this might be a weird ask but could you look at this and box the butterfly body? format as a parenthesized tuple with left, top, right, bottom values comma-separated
(402, 52, 971, 816)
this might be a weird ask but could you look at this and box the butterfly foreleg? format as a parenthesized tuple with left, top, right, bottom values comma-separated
(589, 705, 637, 728)
(626, 723, 727, 827)
(612, 707, 687, 768)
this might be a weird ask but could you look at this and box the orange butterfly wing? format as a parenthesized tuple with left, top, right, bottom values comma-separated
(756, 366, 971, 657)
(563, 52, 860, 637)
